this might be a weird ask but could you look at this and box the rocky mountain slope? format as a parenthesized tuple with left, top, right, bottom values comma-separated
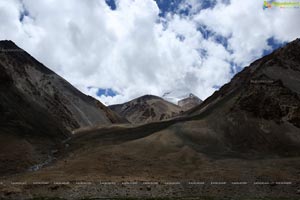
(0, 62, 69, 175)
(109, 95, 183, 124)
(180, 38, 300, 155)
(0, 40, 125, 131)
(0, 40, 126, 176)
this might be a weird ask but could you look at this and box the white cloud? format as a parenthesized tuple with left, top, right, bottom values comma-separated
(194, 0, 300, 65)
(0, 0, 299, 105)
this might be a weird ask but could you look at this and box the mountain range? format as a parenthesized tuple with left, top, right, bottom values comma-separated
(0, 39, 300, 199)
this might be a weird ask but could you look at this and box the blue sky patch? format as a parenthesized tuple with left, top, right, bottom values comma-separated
(263, 37, 287, 56)
(19, 5, 30, 22)
(197, 25, 214, 39)
(97, 88, 118, 97)
(105, 0, 116, 10)
(214, 34, 230, 50)
(229, 61, 242, 75)
(201, 0, 217, 9)
(155, 0, 184, 16)
(154, 0, 217, 17)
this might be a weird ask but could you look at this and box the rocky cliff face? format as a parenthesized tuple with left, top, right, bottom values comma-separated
(109, 95, 183, 124)
(0, 40, 125, 131)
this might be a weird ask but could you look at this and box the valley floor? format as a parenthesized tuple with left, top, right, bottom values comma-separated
(1, 123, 300, 199)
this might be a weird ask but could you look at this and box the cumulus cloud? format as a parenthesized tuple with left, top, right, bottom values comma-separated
(193, 0, 300, 65)
(0, 0, 299, 105)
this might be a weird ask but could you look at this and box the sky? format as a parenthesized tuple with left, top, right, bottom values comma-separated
(0, 0, 300, 105)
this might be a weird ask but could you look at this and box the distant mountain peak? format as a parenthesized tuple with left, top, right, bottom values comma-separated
(109, 94, 182, 124)
(137, 94, 162, 101)
(178, 93, 202, 111)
